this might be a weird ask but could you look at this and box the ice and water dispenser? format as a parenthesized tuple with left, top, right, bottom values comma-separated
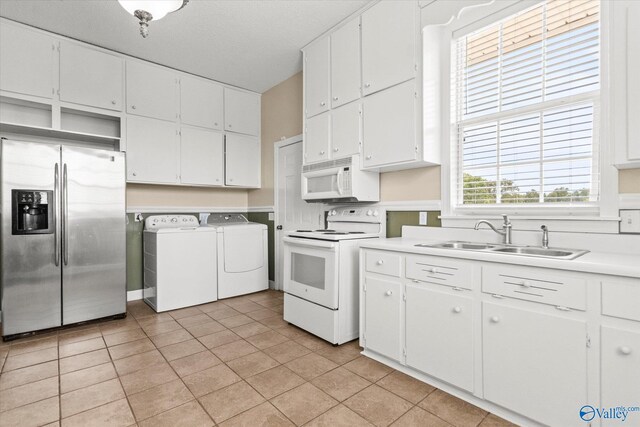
(11, 190, 54, 235)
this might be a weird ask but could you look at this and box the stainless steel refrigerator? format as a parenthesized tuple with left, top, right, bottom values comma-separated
(1, 139, 126, 339)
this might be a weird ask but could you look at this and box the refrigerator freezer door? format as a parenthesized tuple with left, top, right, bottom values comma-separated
(61, 146, 126, 324)
(1, 140, 62, 336)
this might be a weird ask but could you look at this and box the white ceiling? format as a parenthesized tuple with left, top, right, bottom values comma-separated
(0, 0, 370, 93)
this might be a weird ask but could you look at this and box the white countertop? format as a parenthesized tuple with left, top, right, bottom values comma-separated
(360, 237, 640, 279)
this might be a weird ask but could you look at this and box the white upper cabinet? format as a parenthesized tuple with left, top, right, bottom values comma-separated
(180, 76, 223, 130)
(331, 101, 361, 158)
(180, 127, 224, 186)
(361, 0, 417, 96)
(363, 79, 417, 168)
(126, 116, 178, 184)
(0, 23, 55, 99)
(224, 87, 260, 136)
(59, 42, 123, 111)
(304, 111, 331, 164)
(331, 19, 361, 108)
(126, 60, 177, 122)
(225, 133, 260, 187)
(613, 1, 640, 167)
(304, 37, 331, 118)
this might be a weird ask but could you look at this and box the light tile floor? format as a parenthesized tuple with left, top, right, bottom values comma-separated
(0, 290, 518, 427)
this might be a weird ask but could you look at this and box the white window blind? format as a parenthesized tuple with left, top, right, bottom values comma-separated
(453, 0, 600, 206)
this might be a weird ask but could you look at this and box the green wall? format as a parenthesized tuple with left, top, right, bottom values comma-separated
(126, 212, 274, 292)
(386, 211, 441, 238)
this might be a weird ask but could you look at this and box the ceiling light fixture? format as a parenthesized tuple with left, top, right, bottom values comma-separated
(118, 0, 189, 38)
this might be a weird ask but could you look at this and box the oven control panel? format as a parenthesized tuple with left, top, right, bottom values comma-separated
(327, 208, 382, 223)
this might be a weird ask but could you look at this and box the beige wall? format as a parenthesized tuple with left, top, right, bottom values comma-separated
(619, 169, 640, 193)
(380, 166, 441, 201)
(127, 184, 248, 208)
(248, 72, 304, 207)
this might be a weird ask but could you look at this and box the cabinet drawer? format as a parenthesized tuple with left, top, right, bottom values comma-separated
(602, 279, 640, 322)
(406, 255, 474, 290)
(365, 251, 401, 277)
(483, 264, 587, 310)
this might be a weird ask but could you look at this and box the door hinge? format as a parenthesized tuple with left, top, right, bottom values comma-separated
(402, 293, 406, 301)
(402, 348, 407, 356)
(586, 334, 591, 348)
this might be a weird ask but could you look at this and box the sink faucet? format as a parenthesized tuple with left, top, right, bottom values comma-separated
(541, 225, 549, 249)
(474, 214, 512, 245)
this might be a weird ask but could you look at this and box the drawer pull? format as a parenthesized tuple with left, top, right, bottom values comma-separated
(619, 346, 632, 355)
(555, 306, 571, 311)
(452, 287, 464, 292)
(491, 294, 504, 299)
(453, 306, 462, 313)
(490, 316, 500, 323)
(385, 290, 393, 296)
(519, 281, 531, 288)
(376, 260, 384, 265)
(412, 279, 420, 283)
(428, 267, 438, 274)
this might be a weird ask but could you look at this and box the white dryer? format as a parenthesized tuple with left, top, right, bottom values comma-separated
(143, 215, 217, 312)
(203, 214, 268, 299)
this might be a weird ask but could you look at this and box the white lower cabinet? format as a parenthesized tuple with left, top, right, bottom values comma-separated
(126, 116, 178, 184)
(363, 275, 403, 362)
(179, 127, 224, 186)
(225, 133, 260, 187)
(482, 301, 588, 427)
(405, 285, 474, 392)
(601, 326, 640, 416)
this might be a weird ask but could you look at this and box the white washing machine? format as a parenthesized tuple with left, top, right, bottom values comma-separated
(203, 214, 268, 299)
(143, 215, 217, 312)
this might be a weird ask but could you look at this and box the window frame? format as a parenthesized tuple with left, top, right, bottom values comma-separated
(435, 0, 619, 231)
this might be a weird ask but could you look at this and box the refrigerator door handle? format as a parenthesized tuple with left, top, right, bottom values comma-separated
(63, 163, 69, 266)
(54, 163, 60, 266)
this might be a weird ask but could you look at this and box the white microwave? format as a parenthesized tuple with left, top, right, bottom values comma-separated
(302, 155, 379, 203)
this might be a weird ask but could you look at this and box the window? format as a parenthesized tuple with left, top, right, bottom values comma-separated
(452, 0, 600, 207)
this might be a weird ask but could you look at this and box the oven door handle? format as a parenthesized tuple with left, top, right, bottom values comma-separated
(283, 236, 336, 249)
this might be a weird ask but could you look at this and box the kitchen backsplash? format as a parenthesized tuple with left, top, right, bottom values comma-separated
(386, 211, 441, 238)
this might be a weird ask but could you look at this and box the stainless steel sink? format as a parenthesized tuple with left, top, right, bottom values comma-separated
(415, 240, 589, 260)
(416, 241, 496, 250)
(491, 247, 588, 259)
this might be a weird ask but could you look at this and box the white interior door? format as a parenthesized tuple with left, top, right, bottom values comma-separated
(275, 138, 323, 290)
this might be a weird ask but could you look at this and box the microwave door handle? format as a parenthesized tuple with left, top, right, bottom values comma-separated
(336, 169, 344, 195)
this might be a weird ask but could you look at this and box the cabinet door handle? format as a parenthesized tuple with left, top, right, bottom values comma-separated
(214, 122, 218, 126)
(366, 155, 372, 160)
(385, 290, 393, 296)
(132, 172, 137, 177)
(452, 306, 462, 313)
(320, 102, 326, 106)
(364, 83, 371, 88)
(320, 150, 325, 155)
(619, 346, 632, 355)
(131, 105, 136, 109)
(490, 316, 500, 323)
(111, 100, 116, 105)
(376, 260, 384, 265)
(333, 148, 339, 152)
(333, 96, 338, 101)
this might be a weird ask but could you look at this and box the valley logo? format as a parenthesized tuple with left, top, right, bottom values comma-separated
(580, 405, 640, 423)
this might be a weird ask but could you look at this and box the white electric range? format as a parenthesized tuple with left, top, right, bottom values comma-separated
(283, 207, 384, 344)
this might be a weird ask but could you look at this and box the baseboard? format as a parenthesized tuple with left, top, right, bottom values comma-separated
(127, 289, 143, 302)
